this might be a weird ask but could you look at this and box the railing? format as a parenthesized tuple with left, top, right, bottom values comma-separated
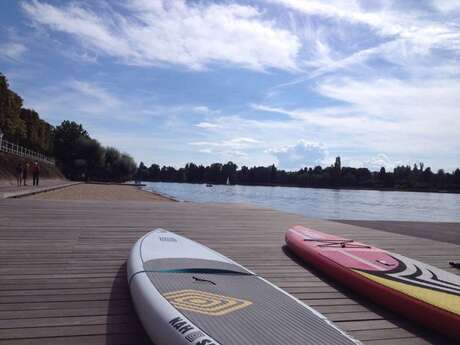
(0, 138, 55, 165)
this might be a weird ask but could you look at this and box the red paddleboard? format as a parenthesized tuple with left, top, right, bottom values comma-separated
(285, 225, 460, 340)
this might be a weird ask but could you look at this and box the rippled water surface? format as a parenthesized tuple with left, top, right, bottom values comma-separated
(143, 182, 460, 221)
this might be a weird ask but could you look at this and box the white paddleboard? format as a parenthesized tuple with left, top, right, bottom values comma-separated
(127, 229, 361, 345)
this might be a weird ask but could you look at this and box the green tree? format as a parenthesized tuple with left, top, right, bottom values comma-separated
(78, 136, 104, 179)
(0, 73, 26, 142)
(54, 121, 90, 178)
(19, 109, 53, 154)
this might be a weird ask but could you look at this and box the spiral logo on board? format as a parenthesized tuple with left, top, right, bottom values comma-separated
(164, 289, 253, 316)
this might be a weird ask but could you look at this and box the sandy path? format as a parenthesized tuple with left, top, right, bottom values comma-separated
(26, 183, 174, 202)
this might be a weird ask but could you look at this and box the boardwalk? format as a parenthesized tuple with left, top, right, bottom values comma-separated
(0, 180, 73, 199)
(0, 198, 458, 344)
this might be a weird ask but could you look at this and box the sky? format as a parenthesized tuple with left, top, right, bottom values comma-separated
(1, 0, 459, 171)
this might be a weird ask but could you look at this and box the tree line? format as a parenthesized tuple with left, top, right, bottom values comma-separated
(0, 74, 54, 155)
(0, 73, 136, 182)
(54, 121, 137, 181)
(135, 158, 460, 192)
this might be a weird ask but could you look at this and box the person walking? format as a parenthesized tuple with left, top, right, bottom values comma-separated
(22, 162, 29, 186)
(32, 161, 40, 186)
(16, 162, 23, 187)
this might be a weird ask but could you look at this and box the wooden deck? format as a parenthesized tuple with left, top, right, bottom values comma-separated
(0, 198, 458, 345)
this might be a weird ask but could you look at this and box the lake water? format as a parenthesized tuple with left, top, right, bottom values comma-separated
(143, 182, 460, 222)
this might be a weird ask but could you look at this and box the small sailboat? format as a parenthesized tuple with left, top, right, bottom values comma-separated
(226, 177, 230, 185)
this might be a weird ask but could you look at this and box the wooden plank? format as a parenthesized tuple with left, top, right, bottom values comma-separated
(0, 198, 458, 345)
(0, 334, 151, 345)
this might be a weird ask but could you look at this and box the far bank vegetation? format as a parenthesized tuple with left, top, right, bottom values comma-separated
(136, 158, 460, 193)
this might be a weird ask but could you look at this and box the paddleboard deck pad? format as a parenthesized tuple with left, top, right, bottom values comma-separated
(128, 229, 361, 345)
(286, 225, 460, 340)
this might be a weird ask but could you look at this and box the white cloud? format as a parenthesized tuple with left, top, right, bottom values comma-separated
(271, 0, 393, 32)
(0, 42, 27, 61)
(12, 1, 460, 171)
(190, 137, 261, 162)
(23, 0, 300, 71)
(231, 137, 261, 144)
(191, 137, 261, 149)
(317, 77, 460, 127)
(358, 153, 403, 171)
(22, 79, 150, 123)
(271, 0, 458, 41)
(68, 80, 119, 108)
(252, 103, 398, 133)
(193, 106, 211, 114)
(268, 140, 328, 170)
(271, 0, 460, 81)
(195, 122, 222, 129)
(432, 0, 460, 14)
(184, 114, 313, 166)
(192, 106, 221, 116)
(255, 74, 460, 167)
(341, 153, 409, 171)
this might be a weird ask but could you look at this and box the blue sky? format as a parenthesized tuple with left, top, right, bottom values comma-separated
(1, 0, 459, 171)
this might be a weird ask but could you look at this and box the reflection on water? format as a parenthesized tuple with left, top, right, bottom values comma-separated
(143, 182, 460, 222)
